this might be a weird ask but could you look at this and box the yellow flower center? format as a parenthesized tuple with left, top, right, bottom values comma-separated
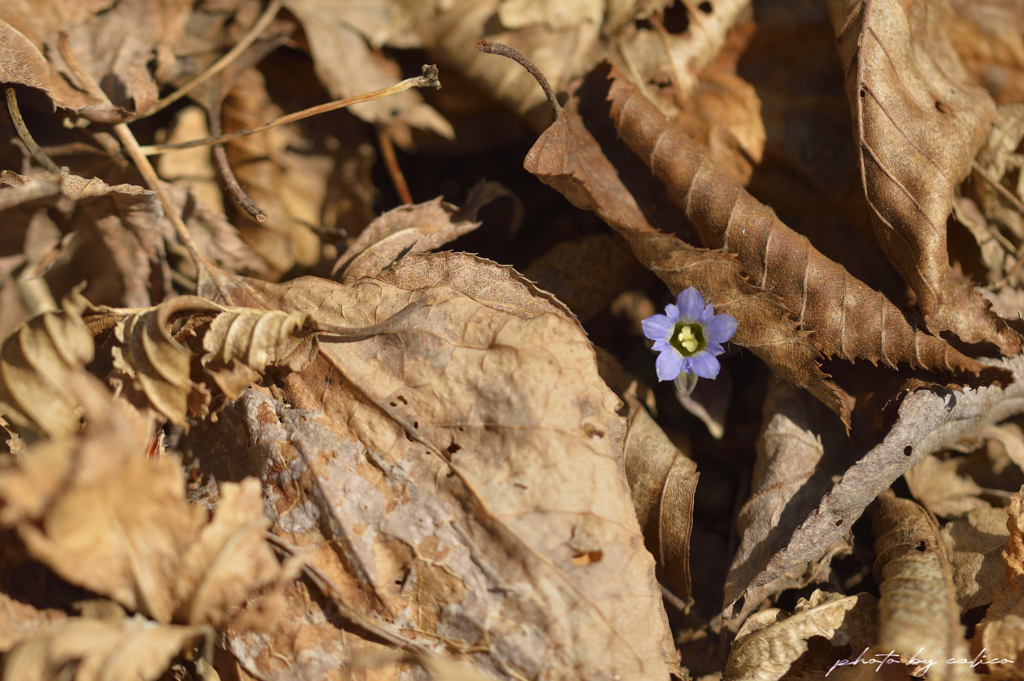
(670, 322, 706, 357)
(677, 325, 699, 353)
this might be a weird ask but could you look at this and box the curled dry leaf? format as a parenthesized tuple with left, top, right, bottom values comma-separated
(2, 617, 209, 681)
(520, 75, 850, 422)
(865, 491, 971, 681)
(941, 506, 1009, 610)
(621, 390, 698, 602)
(107, 296, 222, 425)
(725, 355, 1024, 616)
(218, 252, 677, 679)
(973, 487, 1024, 672)
(607, 72, 1011, 391)
(333, 182, 518, 282)
(724, 590, 877, 681)
(725, 382, 856, 624)
(828, 0, 1020, 354)
(0, 301, 94, 438)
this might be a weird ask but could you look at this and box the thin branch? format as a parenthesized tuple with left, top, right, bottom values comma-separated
(209, 99, 269, 222)
(5, 88, 61, 174)
(137, 66, 442, 157)
(57, 34, 212, 275)
(377, 126, 413, 205)
(137, 0, 285, 119)
(475, 40, 561, 116)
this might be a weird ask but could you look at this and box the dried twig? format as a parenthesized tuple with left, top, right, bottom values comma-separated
(209, 99, 269, 222)
(377, 126, 413, 205)
(138, 66, 443, 157)
(5, 88, 61, 174)
(138, 0, 285, 119)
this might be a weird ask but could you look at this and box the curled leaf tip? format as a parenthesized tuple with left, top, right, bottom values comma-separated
(642, 287, 737, 381)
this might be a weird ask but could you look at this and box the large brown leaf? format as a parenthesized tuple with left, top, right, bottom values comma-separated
(518, 68, 851, 422)
(864, 492, 972, 681)
(607, 73, 1008, 388)
(829, 0, 1020, 354)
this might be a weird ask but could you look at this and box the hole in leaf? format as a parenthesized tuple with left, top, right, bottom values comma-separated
(904, 445, 913, 457)
(834, 517, 844, 528)
(936, 101, 951, 114)
(860, 88, 867, 98)
(662, 2, 689, 33)
(915, 540, 927, 552)
(698, 1, 712, 12)
(447, 442, 461, 455)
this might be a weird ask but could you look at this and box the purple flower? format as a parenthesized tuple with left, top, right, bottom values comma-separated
(641, 287, 737, 381)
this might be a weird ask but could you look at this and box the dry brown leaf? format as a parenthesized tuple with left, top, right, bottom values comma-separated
(525, 234, 651, 324)
(952, 0, 1024, 106)
(333, 182, 518, 282)
(0, 18, 114, 120)
(13, 454, 208, 621)
(173, 477, 279, 627)
(941, 506, 1009, 611)
(0, 172, 268, 312)
(0, 591, 67, 653)
(201, 252, 678, 679)
(972, 487, 1024, 674)
(607, 71, 1011, 393)
(724, 590, 877, 681)
(520, 71, 850, 422)
(865, 491, 972, 681)
(283, 0, 453, 144)
(0, 300, 94, 438)
(724, 382, 856, 623)
(725, 354, 1024, 617)
(621, 390, 698, 602)
(107, 296, 221, 425)
(2, 617, 209, 681)
(905, 454, 988, 518)
(829, 0, 1020, 354)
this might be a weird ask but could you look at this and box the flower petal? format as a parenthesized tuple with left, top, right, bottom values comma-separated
(663, 303, 680, 324)
(675, 287, 705, 322)
(642, 314, 675, 342)
(698, 303, 715, 324)
(655, 348, 684, 381)
(688, 350, 721, 379)
(652, 339, 674, 354)
(703, 313, 738, 345)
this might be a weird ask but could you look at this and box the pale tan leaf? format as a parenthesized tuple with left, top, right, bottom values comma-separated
(724, 590, 877, 681)
(2, 617, 208, 681)
(621, 390, 698, 602)
(15, 454, 207, 622)
(201, 307, 311, 399)
(941, 506, 1009, 610)
(174, 478, 280, 627)
(0, 303, 94, 438)
(0, 591, 67, 653)
(109, 297, 220, 425)
(283, 0, 453, 142)
(866, 491, 972, 681)
(905, 454, 988, 518)
(973, 487, 1024, 670)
